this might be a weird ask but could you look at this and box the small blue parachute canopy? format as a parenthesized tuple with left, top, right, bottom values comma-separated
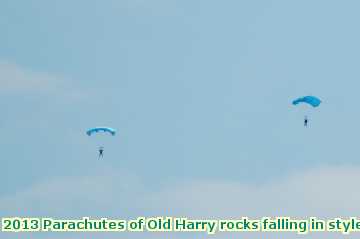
(292, 96, 321, 107)
(86, 127, 116, 136)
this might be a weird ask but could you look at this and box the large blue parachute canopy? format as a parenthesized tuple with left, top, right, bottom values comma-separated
(292, 96, 321, 107)
(86, 127, 116, 136)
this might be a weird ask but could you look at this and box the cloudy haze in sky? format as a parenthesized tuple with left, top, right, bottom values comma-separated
(1, 0, 360, 238)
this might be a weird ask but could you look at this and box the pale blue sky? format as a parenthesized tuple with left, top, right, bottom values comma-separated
(1, 1, 360, 238)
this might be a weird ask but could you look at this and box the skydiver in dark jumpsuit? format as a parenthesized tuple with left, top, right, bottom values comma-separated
(304, 116, 308, 127)
(99, 147, 104, 158)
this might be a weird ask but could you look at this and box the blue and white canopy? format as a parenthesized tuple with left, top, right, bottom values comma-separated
(86, 127, 116, 136)
(292, 96, 321, 107)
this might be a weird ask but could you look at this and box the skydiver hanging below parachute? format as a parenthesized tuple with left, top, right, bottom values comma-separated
(86, 127, 116, 159)
(304, 116, 308, 127)
(292, 96, 321, 127)
(99, 146, 104, 158)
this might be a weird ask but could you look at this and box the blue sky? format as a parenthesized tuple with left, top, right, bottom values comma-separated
(1, 1, 360, 238)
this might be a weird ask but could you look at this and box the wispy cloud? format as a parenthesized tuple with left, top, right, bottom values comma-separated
(0, 61, 89, 102)
(1, 165, 359, 238)
(0, 61, 58, 93)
